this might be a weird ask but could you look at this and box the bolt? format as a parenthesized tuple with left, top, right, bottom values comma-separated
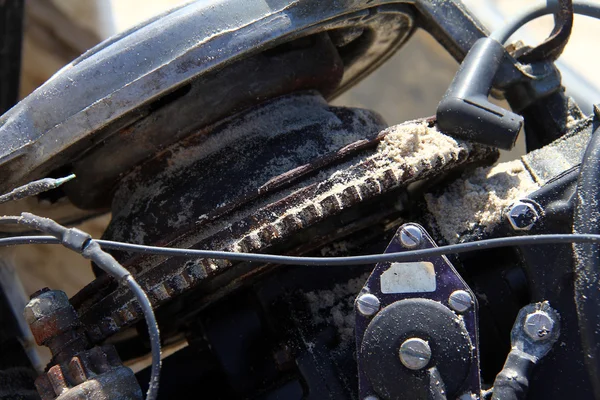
(524, 311, 555, 341)
(508, 201, 539, 231)
(364, 396, 379, 400)
(23, 289, 71, 325)
(356, 293, 380, 316)
(400, 225, 423, 249)
(30, 287, 51, 299)
(23, 289, 87, 361)
(448, 290, 473, 313)
(399, 338, 431, 370)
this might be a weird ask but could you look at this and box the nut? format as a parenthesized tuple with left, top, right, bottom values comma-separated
(507, 201, 539, 231)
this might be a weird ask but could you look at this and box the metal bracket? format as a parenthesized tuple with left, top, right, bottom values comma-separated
(355, 223, 482, 400)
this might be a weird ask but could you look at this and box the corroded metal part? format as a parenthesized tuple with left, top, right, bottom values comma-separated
(72, 94, 495, 342)
(34, 345, 142, 400)
(24, 290, 142, 400)
(24, 289, 88, 365)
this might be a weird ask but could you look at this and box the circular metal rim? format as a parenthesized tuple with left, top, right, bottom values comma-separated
(0, 0, 415, 202)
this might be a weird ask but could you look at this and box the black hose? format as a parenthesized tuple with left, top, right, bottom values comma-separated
(573, 106, 600, 399)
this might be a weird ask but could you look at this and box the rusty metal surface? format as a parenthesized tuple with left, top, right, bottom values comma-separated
(24, 289, 88, 365)
(104, 92, 388, 246)
(71, 100, 496, 343)
(34, 345, 141, 400)
(24, 289, 142, 400)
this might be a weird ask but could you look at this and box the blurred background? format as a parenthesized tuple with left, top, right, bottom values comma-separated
(4, 0, 600, 300)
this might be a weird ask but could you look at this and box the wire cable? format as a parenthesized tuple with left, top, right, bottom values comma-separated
(0, 174, 75, 204)
(126, 276, 161, 397)
(2, 232, 600, 266)
(491, 0, 600, 44)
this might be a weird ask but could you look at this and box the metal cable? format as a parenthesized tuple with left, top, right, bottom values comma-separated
(126, 276, 161, 399)
(1, 232, 600, 265)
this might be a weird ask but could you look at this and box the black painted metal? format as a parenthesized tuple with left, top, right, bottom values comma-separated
(573, 105, 600, 399)
(355, 223, 481, 399)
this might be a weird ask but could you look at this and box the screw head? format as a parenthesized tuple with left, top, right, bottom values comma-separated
(356, 293, 380, 316)
(400, 225, 423, 249)
(524, 311, 555, 341)
(448, 290, 473, 313)
(508, 201, 539, 231)
(399, 338, 431, 370)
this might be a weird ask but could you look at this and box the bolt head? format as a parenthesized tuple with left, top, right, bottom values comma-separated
(448, 290, 473, 313)
(399, 338, 431, 370)
(356, 293, 380, 316)
(399, 225, 423, 249)
(508, 202, 539, 231)
(364, 396, 379, 400)
(23, 290, 70, 324)
(524, 311, 555, 341)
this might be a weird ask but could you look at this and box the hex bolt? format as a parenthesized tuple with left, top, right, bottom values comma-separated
(23, 289, 72, 326)
(524, 310, 555, 341)
(24, 289, 88, 363)
(448, 290, 473, 313)
(507, 201, 539, 231)
(356, 293, 381, 317)
(399, 338, 432, 370)
(399, 225, 423, 249)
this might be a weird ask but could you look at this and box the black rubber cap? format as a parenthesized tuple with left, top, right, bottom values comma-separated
(436, 37, 523, 150)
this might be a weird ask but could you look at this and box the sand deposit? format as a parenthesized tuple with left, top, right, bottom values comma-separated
(304, 273, 370, 342)
(425, 160, 539, 243)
